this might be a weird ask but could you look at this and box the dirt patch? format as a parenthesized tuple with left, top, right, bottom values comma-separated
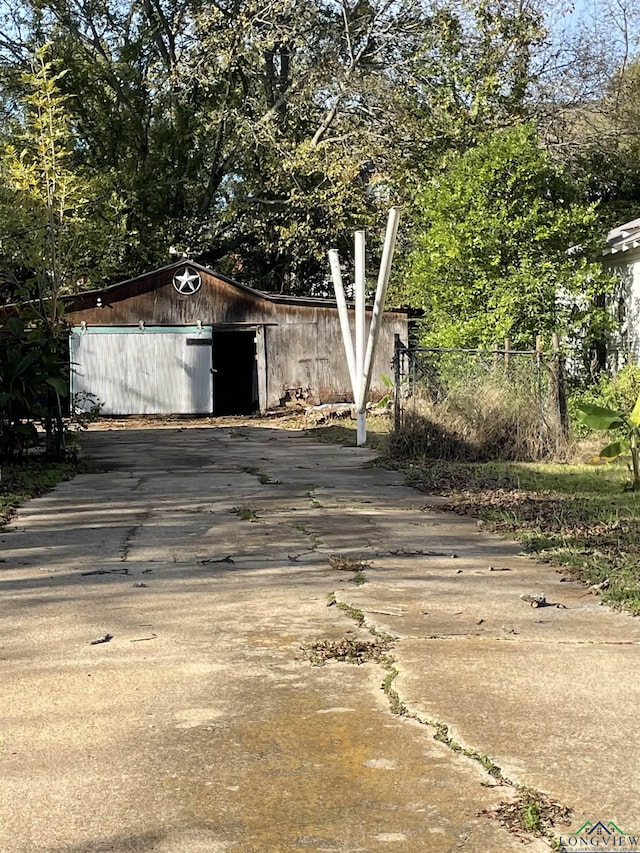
(86, 413, 301, 431)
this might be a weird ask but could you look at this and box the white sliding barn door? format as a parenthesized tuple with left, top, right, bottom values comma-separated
(70, 326, 213, 415)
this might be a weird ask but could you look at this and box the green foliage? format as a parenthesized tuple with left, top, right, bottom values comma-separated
(374, 373, 394, 409)
(0, 45, 128, 314)
(570, 365, 640, 436)
(0, 0, 557, 293)
(576, 393, 640, 490)
(395, 124, 615, 353)
(0, 314, 69, 460)
(0, 0, 630, 311)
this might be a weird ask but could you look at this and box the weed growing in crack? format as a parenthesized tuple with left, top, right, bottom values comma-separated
(231, 505, 257, 521)
(522, 798, 543, 833)
(336, 600, 365, 626)
(350, 569, 367, 585)
(292, 522, 321, 548)
(433, 722, 450, 744)
(481, 788, 572, 843)
(368, 625, 396, 643)
(381, 663, 408, 716)
(240, 466, 277, 485)
(431, 721, 508, 780)
(463, 749, 502, 779)
(323, 591, 572, 848)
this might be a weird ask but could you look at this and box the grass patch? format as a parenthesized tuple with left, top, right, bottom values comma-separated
(231, 504, 257, 521)
(0, 458, 84, 526)
(393, 456, 640, 613)
(304, 414, 392, 450)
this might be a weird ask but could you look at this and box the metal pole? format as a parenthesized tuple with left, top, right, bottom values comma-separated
(393, 333, 402, 433)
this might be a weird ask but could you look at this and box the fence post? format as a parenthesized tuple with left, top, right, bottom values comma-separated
(550, 332, 569, 449)
(504, 338, 511, 370)
(393, 334, 402, 432)
(535, 335, 544, 450)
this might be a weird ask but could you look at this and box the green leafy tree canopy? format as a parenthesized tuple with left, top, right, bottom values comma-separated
(396, 123, 614, 353)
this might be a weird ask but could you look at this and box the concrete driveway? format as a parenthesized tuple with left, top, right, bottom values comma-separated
(2, 425, 640, 852)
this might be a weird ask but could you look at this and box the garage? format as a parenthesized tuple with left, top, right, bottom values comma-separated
(63, 259, 407, 416)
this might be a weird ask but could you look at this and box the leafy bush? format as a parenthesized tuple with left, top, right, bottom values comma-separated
(569, 365, 640, 438)
(0, 315, 68, 460)
(576, 391, 640, 490)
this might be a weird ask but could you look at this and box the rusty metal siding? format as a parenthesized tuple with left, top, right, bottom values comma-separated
(70, 326, 213, 415)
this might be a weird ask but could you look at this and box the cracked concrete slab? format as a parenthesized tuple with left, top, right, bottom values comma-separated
(0, 424, 636, 851)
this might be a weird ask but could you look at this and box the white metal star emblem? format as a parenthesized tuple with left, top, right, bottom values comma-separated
(173, 266, 202, 295)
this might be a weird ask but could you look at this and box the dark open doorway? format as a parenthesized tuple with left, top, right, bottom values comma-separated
(213, 330, 258, 415)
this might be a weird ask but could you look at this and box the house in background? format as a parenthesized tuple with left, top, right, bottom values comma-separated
(63, 260, 408, 416)
(604, 217, 640, 362)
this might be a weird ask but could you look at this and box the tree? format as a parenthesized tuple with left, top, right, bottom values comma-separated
(0, 0, 556, 293)
(0, 45, 128, 320)
(395, 123, 614, 360)
(0, 0, 425, 289)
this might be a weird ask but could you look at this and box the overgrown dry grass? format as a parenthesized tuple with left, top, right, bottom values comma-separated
(388, 380, 557, 462)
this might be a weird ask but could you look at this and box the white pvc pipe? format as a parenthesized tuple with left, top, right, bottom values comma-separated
(328, 249, 357, 396)
(354, 230, 366, 445)
(357, 208, 400, 412)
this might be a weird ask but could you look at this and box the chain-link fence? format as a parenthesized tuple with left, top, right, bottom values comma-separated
(391, 337, 568, 461)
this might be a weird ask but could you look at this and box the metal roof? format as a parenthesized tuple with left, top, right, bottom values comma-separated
(605, 218, 640, 256)
(62, 259, 408, 314)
